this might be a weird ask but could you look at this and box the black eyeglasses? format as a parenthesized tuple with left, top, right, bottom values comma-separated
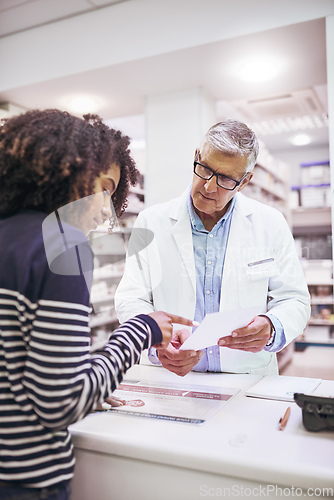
(193, 155, 248, 191)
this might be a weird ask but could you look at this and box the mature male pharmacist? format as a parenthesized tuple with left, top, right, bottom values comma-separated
(115, 120, 310, 376)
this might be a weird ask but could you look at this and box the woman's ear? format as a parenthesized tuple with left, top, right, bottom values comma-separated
(194, 148, 200, 161)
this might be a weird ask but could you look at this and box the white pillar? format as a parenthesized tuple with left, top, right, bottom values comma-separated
(144, 88, 216, 207)
(326, 15, 334, 264)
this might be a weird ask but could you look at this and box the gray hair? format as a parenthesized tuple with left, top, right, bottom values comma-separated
(201, 120, 259, 172)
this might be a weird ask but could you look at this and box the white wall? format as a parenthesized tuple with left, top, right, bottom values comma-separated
(1, 0, 334, 92)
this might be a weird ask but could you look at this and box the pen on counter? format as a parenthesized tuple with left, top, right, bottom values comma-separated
(278, 406, 291, 431)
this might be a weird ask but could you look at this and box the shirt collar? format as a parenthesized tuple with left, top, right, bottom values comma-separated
(187, 186, 236, 233)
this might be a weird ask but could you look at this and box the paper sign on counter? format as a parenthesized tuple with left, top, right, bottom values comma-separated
(245, 375, 322, 402)
(179, 306, 260, 351)
(107, 381, 240, 424)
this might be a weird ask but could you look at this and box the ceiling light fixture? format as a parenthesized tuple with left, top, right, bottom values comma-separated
(251, 114, 328, 136)
(290, 134, 312, 146)
(69, 96, 99, 114)
(235, 57, 281, 83)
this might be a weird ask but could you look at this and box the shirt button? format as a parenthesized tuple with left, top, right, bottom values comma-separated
(206, 290, 210, 295)
(209, 234, 214, 238)
(208, 261, 212, 265)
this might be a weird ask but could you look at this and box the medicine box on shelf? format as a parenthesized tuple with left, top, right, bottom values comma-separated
(300, 160, 330, 185)
(291, 160, 331, 209)
(301, 259, 333, 285)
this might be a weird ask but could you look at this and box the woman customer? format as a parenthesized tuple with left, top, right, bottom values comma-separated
(0, 109, 193, 499)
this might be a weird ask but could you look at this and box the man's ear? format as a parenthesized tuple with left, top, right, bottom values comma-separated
(194, 148, 200, 161)
(238, 171, 253, 192)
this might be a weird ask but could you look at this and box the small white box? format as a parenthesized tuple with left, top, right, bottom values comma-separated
(300, 185, 330, 208)
(300, 162, 330, 185)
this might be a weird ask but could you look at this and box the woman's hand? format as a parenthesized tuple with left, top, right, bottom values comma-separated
(148, 311, 196, 349)
(95, 395, 126, 411)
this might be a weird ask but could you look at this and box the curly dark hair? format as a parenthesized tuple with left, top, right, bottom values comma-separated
(0, 109, 139, 217)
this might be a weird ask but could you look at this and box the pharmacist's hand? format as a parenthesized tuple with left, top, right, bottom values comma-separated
(218, 315, 272, 353)
(148, 311, 195, 350)
(157, 329, 203, 377)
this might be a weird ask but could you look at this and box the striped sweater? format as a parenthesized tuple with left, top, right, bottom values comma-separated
(0, 210, 162, 487)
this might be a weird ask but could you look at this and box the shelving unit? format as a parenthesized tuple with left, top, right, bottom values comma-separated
(88, 239, 125, 346)
(291, 160, 331, 210)
(296, 263, 334, 349)
(290, 160, 333, 350)
(241, 140, 290, 222)
(88, 182, 145, 345)
(292, 206, 331, 231)
(121, 173, 145, 227)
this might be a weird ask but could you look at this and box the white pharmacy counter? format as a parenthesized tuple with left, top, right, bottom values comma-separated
(69, 365, 334, 500)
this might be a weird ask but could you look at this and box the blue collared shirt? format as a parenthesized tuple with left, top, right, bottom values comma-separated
(187, 190, 285, 372)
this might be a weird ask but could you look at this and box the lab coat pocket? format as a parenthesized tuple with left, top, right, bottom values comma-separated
(238, 256, 279, 308)
(249, 353, 278, 375)
(246, 257, 279, 281)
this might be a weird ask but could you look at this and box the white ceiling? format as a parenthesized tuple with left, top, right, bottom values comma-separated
(0, 1, 330, 154)
(0, 0, 129, 38)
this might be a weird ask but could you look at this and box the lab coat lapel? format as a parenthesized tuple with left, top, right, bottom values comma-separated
(169, 191, 196, 293)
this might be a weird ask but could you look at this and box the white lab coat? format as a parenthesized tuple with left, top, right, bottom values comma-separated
(115, 190, 310, 375)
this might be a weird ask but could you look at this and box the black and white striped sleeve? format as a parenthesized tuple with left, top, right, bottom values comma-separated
(16, 252, 162, 430)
